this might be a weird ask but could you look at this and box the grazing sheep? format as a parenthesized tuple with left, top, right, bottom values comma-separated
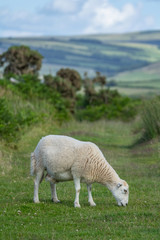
(31, 135, 129, 207)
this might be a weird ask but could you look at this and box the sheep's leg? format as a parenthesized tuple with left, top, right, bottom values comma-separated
(34, 170, 44, 203)
(50, 182, 60, 203)
(87, 184, 96, 206)
(73, 177, 81, 208)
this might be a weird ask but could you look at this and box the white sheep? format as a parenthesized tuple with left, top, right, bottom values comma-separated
(31, 135, 129, 207)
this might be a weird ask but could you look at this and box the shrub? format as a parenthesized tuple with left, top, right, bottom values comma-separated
(44, 74, 77, 112)
(0, 97, 40, 141)
(76, 88, 139, 122)
(0, 45, 42, 75)
(56, 68, 82, 90)
(44, 75, 75, 98)
(0, 75, 70, 120)
(0, 76, 71, 141)
(0, 98, 18, 140)
(141, 98, 160, 141)
(75, 105, 106, 121)
(93, 71, 106, 87)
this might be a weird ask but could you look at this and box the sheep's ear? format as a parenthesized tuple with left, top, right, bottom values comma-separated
(117, 183, 122, 188)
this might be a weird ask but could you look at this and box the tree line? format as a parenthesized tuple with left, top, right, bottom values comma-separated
(0, 45, 139, 122)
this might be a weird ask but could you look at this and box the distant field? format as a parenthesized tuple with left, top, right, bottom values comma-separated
(1, 30, 160, 78)
(110, 86, 160, 98)
(1, 31, 160, 98)
(113, 62, 160, 82)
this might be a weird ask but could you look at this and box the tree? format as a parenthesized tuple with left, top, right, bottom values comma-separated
(93, 71, 106, 88)
(44, 74, 75, 98)
(56, 68, 82, 90)
(44, 74, 76, 113)
(0, 45, 43, 75)
(83, 72, 95, 97)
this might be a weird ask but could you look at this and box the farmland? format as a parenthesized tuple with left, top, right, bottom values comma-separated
(0, 31, 160, 79)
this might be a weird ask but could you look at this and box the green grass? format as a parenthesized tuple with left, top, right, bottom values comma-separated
(112, 61, 160, 84)
(110, 86, 160, 98)
(0, 120, 160, 239)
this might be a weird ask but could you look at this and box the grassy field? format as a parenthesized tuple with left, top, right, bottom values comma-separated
(0, 120, 160, 240)
(110, 86, 160, 98)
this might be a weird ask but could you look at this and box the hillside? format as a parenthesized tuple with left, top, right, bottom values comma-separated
(0, 31, 160, 79)
(110, 61, 160, 98)
(114, 61, 160, 82)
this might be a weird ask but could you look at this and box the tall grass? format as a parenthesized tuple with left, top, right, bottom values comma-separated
(141, 97, 160, 141)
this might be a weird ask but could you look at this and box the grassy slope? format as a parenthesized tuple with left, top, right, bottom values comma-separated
(1, 31, 160, 98)
(0, 120, 160, 240)
(1, 31, 160, 79)
(113, 62, 160, 82)
(112, 61, 160, 96)
(109, 61, 160, 97)
(109, 86, 160, 99)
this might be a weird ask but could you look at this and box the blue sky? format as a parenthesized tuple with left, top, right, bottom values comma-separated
(0, 0, 160, 37)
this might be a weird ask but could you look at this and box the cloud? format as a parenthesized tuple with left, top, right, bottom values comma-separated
(40, 0, 79, 14)
(78, 0, 138, 34)
(0, 0, 158, 37)
(0, 7, 44, 37)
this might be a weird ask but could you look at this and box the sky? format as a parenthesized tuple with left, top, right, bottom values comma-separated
(0, 0, 160, 37)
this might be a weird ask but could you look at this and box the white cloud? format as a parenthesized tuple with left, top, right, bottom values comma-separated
(78, 0, 138, 34)
(0, 7, 44, 37)
(0, 0, 158, 37)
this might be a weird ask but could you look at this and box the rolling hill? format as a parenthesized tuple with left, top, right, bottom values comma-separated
(0, 31, 160, 78)
(112, 61, 160, 95)
(0, 31, 160, 97)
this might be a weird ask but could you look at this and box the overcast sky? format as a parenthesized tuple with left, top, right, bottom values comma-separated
(0, 0, 160, 37)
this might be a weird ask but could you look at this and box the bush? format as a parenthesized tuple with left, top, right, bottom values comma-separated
(56, 68, 82, 90)
(0, 45, 42, 75)
(0, 98, 18, 140)
(0, 75, 70, 121)
(76, 89, 139, 122)
(141, 98, 160, 141)
(0, 97, 40, 141)
(44, 75, 75, 98)
(75, 105, 106, 121)
(44, 74, 77, 112)
(0, 75, 71, 141)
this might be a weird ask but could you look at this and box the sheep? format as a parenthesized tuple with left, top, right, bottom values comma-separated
(30, 135, 129, 207)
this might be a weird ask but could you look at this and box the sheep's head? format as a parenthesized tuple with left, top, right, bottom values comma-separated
(111, 180, 129, 206)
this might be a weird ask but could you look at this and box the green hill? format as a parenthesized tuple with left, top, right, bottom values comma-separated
(113, 61, 160, 82)
(1, 30, 160, 78)
(111, 61, 160, 96)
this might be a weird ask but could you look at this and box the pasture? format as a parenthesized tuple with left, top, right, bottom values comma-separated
(0, 120, 159, 239)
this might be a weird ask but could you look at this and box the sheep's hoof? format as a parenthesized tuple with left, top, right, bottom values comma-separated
(90, 202, 96, 207)
(34, 200, 40, 203)
(74, 202, 81, 208)
(52, 199, 61, 203)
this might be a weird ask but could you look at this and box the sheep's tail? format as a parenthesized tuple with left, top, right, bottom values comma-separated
(30, 152, 36, 176)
